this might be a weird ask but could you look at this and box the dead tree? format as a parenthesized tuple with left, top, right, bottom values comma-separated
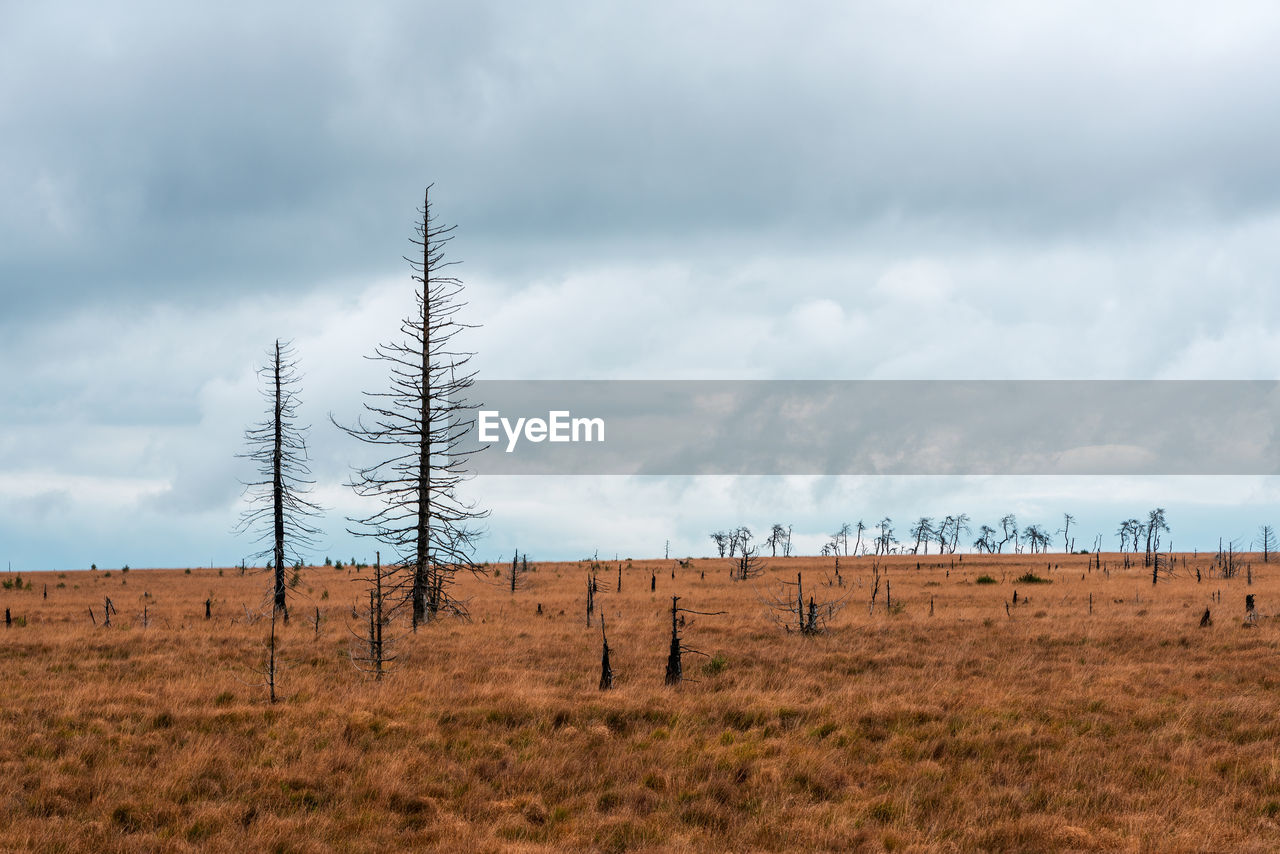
(507, 551, 529, 593)
(868, 562, 882, 615)
(762, 572, 848, 634)
(350, 552, 396, 679)
(1218, 539, 1243, 579)
(235, 339, 323, 622)
(767, 524, 787, 557)
(599, 616, 614, 690)
(334, 186, 488, 628)
(1144, 508, 1168, 568)
(1151, 552, 1176, 584)
(732, 545, 767, 581)
(663, 596, 724, 686)
(1261, 526, 1275, 563)
(1060, 513, 1076, 553)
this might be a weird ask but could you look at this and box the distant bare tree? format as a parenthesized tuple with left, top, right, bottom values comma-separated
(1144, 509, 1168, 567)
(507, 551, 529, 593)
(867, 561, 883, 615)
(934, 515, 953, 554)
(998, 514, 1018, 553)
(1060, 513, 1076, 553)
(732, 544, 767, 581)
(973, 525, 997, 553)
(710, 531, 729, 558)
(766, 524, 787, 557)
(910, 517, 933, 555)
(875, 518, 895, 555)
(948, 513, 971, 553)
(1023, 524, 1052, 554)
(1117, 518, 1145, 554)
(1260, 525, 1275, 563)
(235, 339, 323, 622)
(836, 522, 853, 556)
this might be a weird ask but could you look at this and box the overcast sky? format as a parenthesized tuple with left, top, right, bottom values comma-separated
(5, 2, 1280, 570)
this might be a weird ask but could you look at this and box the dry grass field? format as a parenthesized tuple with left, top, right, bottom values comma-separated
(2, 552, 1279, 852)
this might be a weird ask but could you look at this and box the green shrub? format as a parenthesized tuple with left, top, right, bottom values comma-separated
(975, 575, 997, 585)
(1015, 572, 1051, 584)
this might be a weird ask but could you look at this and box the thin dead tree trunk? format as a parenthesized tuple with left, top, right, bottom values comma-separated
(272, 340, 287, 621)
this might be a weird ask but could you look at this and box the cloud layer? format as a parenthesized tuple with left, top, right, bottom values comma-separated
(4, 2, 1280, 568)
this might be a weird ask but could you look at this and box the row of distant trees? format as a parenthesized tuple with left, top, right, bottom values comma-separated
(712, 509, 1179, 562)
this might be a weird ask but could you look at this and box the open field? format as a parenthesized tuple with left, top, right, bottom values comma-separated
(2, 553, 1280, 852)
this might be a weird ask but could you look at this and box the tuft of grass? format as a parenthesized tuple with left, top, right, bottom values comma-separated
(1015, 572, 1051, 584)
(975, 575, 997, 584)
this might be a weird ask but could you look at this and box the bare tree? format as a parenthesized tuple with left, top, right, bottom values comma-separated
(762, 572, 848, 634)
(766, 524, 787, 557)
(235, 340, 323, 621)
(710, 531, 729, 558)
(350, 552, 395, 679)
(934, 515, 953, 554)
(1260, 525, 1275, 563)
(335, 187, 488, 628)
(836, 522, 853, 556)
(663, 596, 724, 686)
(868, 561, 883, 615)
(911, 517, 933, 555)
(973, 525, 997, 553)
(507, 550, 529, 593)
(1118, 518, 1145, 554)
(948, 513, 971, 553)
(732, 544, 767, 581)
(1060, 513, 1076, 553)
(875, 518, 895, 555)
(1144, 508, 1168, 567)
(998, 514, 1020, 553)
(1023, 524, 1052, 554)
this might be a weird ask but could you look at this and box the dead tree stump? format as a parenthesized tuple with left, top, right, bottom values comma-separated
(599, 617, 613, 691)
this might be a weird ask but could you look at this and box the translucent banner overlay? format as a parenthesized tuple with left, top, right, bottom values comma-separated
(458, 381, 1280, 475)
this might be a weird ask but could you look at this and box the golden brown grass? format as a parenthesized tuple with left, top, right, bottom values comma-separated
(2, 552, 1279, 852)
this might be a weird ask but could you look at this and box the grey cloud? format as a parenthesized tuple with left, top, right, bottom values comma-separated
(6, 2, 1280, 326)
